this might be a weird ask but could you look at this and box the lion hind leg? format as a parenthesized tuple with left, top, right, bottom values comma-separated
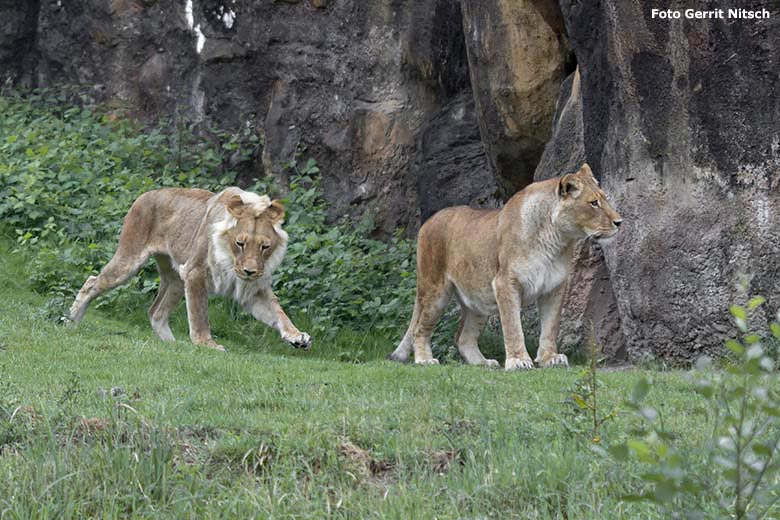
(69, 249, 150, 323)
(412, 283, 453, 366)
(148, 255, 184, 342)
(455, 309, 498, 368)
(389, 300, 419, 363)
(69, 275, 100, 323)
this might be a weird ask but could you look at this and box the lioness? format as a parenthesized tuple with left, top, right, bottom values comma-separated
(390, 164, 621, 370)
(69, 187, 311, 352)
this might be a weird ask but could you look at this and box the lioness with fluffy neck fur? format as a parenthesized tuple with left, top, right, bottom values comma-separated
(69, 187, 311, 352)
(390, 164, 621, 370)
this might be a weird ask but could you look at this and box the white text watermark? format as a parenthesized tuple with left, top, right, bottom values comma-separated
(651, 8, 770, 19)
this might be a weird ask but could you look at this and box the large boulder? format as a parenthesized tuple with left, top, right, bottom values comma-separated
(534, 68, 626, 362)
(562, 1, 780, 362)
(461, 0, 572, 194)
(13, 0, 497, 236)
(411, 90, 500, 223)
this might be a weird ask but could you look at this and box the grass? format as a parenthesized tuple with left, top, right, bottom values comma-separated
(0, 241, 756, 519)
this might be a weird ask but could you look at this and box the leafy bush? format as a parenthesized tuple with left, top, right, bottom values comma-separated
(263, 159, 416, 336)
(0, 90, 232, 308)
(605, 297, 780, 519)
(0, 90, 417, 337)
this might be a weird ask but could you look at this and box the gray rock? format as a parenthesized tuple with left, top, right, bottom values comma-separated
(533, 68, 625, 363)
(0, 0, 40, 87)
(461, 0, 571, 195)
(534, 68, 585, 182)
(411, 90, 500, 224)
(563, 0, 780, 362)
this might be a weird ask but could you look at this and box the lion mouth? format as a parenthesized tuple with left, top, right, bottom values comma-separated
(234, 269, 262, 281)
(593, 229, 619, 241)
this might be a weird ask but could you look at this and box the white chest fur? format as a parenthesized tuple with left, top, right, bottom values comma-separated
(512, 253, 569, 303)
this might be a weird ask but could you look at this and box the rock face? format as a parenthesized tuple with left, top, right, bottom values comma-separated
(3, 0, 570, 235)
(4, 0, 779, 363)
(6, 0, 504, 236)
(534, 68, 626, 362)
(0, 0, 39, 86)
(534, 69, 585, 182)
(461, 0, 572, 194)
(411, 91, 501, 223)
(562, 0, 780, 362)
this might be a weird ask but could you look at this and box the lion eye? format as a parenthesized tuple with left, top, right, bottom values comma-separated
(590, 200, 600, 208)
(261, 243, 270, 251)
(236, 240, 245, 249)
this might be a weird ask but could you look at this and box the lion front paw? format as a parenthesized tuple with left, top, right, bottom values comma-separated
(505, 357, 535, 370)
(537, 353, 569, 368)
(415, 358, 440, 366)
(204, 341, 226, 352)
(283, 331, 312, 350)
(192, 337, 226, 352)
(483, 359, 500, 368)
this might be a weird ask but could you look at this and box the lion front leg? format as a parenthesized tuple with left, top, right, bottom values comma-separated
(492, 273, 534, 370)
(245, 289, 311, 349)
(184, 271, 226, 352)
(535, 284, 568, 368)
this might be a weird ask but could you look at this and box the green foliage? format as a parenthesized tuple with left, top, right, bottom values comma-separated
(0, 91, 416, 337)
(250, 159, 417, 336)
(0, 90, 233, 311)
(607, 299, 780, 519)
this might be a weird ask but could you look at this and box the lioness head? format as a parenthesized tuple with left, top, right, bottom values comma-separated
(556, 163, 623, 240)
(221, 193, 287, 281)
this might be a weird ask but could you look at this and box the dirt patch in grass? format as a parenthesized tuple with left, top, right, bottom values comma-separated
(428, 448, 464, 475)
(339, 439, 395, 489)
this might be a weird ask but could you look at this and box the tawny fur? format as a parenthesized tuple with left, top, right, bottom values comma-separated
(390, 164, 622, 370)
(69, 187, 311, 352)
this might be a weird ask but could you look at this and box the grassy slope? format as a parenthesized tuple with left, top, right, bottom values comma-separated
(0, 243, 727, 519)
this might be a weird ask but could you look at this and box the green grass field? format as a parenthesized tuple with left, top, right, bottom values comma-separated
(0, 242, 764, 519)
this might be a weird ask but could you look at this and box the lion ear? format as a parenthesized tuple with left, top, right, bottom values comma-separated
(577, 163, 593, 176)
(577, 163, 598, 184)
(557, 173, 582, 199)
(226, 194, 244, 218)
(265, 199, 285, 223)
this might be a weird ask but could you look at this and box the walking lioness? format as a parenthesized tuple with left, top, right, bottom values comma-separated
(390, 164, 622, 369)
(69, 187, 311, 352)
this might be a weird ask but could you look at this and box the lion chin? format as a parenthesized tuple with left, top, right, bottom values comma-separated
(68, 186, 312, 353)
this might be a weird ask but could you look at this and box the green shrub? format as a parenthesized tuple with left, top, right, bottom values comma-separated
(264, 159, 417, 336)
(0, 90, 232, 308)
(604, 297, 780, 519)
(0, 90, 417, 338)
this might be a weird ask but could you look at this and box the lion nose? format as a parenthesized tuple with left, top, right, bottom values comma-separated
(613, 219, 623, 228)
(243, 268, 257, 276)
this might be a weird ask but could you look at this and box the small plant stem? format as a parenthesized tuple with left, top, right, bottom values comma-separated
(735, 374, 749, 520)
(746, 425, 780, 512)
(756, 493, 780, 520)
(589, 325, 599, 440)
(592, 345, 597, 438)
